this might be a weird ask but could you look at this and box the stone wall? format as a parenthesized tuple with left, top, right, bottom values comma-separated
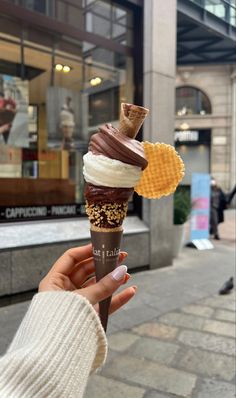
(0, 232, 150, 297)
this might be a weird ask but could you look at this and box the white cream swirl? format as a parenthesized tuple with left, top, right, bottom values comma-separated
(83, 151, 142, 188)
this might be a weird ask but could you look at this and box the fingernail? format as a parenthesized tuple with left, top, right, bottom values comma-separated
(124, 273, 131, 283)
(111, 265, 128, 281)
(120, 252, 128, 259)
(132, 285, 138, 292)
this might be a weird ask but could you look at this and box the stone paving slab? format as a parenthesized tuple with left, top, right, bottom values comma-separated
(203, 319, 235, 338)
(145, 392, 176, 398)
(181, 304, 214, 318)
(129, 336, 179, 365)
(178, 329, 235, 356)
(196, 378, 236, 398)
(177, 347, 235, 381)
(214, 308, 236, 323)
(200, 295, 236, 311)
(108, 332, 140, 352)
(158, 312, 205, 330)
(102, 355, 197, 397)
(132, 322, 178, 341)
(84, 375, 146, 398)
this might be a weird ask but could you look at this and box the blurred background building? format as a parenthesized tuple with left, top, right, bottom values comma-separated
(0, 0, 235, 297)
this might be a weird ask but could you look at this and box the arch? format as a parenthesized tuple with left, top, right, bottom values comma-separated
(176, 86, 212, 116)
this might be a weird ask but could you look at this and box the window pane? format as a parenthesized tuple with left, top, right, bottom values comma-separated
(3, 0, 134, 47)
(176, 86, 211, 115)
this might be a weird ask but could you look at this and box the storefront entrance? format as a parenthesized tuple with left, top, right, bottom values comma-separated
(175, 129, 211, 185)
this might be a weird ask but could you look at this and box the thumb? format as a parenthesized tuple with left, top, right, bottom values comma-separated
(78, 265, 128, 305)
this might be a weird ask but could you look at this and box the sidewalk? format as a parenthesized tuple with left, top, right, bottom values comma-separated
(0, 209, 235, 397)
(84, 210, 235, 397)
(86, 291, 235, 398)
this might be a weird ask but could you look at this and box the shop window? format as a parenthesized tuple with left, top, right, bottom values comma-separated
(9, 0, 52, 15)
(0, 24, 134, 221)
(176, 86, 212, 116)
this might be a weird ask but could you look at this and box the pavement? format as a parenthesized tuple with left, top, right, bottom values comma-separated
(0, 209, 235, 397)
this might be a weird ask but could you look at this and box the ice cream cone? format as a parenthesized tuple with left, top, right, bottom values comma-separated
(119, 103, 149, 138)
(84, 103, 149, 331)
(91, 224, 123, 331)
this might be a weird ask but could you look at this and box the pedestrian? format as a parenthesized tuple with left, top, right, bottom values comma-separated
(210, 177, 227, 240)
(0, 244, 136, 398)
(227, 184, 236, 205)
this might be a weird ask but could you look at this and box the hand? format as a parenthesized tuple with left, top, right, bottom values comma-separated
(39, 244, 136, 315)
(0, 124, 10, 134)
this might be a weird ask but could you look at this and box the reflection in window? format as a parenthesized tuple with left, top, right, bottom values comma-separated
(11, 0, 52, 15)
(176, 86, 212, 116)
(84, 0, 133, 46)
(89, 86, 119, 126)
(205, 0, 226, 19)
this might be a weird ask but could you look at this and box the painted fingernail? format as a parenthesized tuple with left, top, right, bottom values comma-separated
(124, 273, 131, 283)
(120, 252, 128, 259)
(111, 265, 128, 281)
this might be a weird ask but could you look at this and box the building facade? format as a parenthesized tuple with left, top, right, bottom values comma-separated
(0, 0, 235, 297)
(175, 65, 236, 193)
(0, 0, 177, 297)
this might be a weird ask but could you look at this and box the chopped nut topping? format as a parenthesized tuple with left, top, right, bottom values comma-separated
(85, 201, 128, 228)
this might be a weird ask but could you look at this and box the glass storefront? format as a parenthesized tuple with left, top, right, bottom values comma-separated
(0, 0, 138, 222)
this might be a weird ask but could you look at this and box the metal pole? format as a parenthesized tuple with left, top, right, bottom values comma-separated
(20, 29, 25, 80)
(50, 42, 55, 86)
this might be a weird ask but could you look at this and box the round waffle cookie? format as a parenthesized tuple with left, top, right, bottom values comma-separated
(135, 142, 185, 199)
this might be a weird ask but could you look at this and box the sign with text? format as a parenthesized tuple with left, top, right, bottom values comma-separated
(0, 204, 87, 222)
(190, 173, 210, 241)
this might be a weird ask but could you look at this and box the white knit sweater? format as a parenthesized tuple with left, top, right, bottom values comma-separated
(0, 292, 107, 398)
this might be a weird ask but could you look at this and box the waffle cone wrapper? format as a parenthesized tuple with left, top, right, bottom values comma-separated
(91, 224, 123, 331)
(119, 103, 149, 138)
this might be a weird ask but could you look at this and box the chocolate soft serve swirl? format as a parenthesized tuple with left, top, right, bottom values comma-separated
(85, 184, 133, 204)
(89, 123, 148, 170)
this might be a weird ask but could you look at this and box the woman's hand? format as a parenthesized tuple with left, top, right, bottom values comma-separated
(39, 244, 136, 315)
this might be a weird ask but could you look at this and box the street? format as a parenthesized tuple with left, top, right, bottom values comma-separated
(0, 210, 235, 397)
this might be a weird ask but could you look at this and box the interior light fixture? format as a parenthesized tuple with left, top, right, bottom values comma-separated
(63, 65, 71, 73)
(55, 64, 72, 73)
(90, 77, 102, 86)
(55, 64, 63, 71)
(180, 122, 190, 131)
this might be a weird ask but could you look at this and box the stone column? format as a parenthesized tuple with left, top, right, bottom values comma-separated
(143, 0, 177, 268)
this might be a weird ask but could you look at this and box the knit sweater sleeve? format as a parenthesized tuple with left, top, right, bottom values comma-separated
(0, 291, 107, 398)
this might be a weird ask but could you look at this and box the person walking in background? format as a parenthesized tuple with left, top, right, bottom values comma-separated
(210, 177, 227, 240)
(227, 184, 236, 206)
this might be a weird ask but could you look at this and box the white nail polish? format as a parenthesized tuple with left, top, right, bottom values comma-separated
(111, 265, 127, 281)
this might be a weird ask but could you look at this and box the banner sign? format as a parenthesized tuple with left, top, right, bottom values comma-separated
(0, 204, 87, 222)
(190, 173, 210, 241)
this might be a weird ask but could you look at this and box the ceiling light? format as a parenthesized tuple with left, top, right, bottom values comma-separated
(180, 122, 190, 131)
(55, 64, 63, 71)
(63, 65, 71, 73)
(90, 77, 102, 86)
